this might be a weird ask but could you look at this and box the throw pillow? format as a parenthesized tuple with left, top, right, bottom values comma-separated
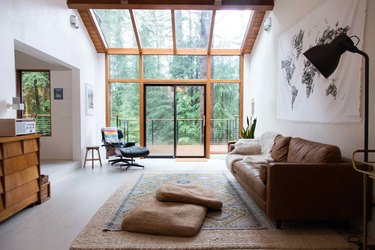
(271, 135, 292, 162)
(122, 197, 207, 237)
(230, 139, 261, 155)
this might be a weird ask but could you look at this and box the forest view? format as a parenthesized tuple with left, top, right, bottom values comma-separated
(95, 9, 247, 153)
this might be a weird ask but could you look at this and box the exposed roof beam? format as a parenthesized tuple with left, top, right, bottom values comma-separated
(107, 48, 241, 56)
(78, 9, 107, 53)
(67, 0, 274, 11)
(242, 11, 266, 54)
(171, 10, 177, 54)
(129, 9, 142, 54)
(207, 10, 216, 55)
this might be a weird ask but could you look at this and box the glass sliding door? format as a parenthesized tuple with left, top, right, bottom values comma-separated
(145, 85, 205, 158)
(145, 86, 175, 157)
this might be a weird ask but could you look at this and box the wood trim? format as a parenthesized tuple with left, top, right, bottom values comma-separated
(67, 0, 274, 11)
(205, 55, 211, 158)
(129, 10, 142, 54)
(88, 9, 108, 49)
(240, 10, 255, 54)
(209, 79, 240, 83)
(78, 9, 106, 53)
(108, 79, 140, 83)
(207, 10, 215, 55)
(171, 10, 177, 54)
(105, 53, 110, 126)
(243, 10, 266, 54)
(239, 54, 244, 138)
(107, 48, 140, 54)
(139, 55, 144, 146)
(143, 79, 207, 84)
(107, 48, 240, 56)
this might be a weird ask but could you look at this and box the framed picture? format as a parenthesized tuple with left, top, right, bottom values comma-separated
(54, 88, 63, 100)
(86, 84, 95, 115)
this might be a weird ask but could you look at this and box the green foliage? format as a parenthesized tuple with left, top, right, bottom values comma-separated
(240, 116, 257, 139)
(21, 71, 51, 135)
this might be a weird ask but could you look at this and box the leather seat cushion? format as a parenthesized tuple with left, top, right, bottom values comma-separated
(232, 161, 266, 201)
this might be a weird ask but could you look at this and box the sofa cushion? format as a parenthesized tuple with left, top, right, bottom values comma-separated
(287, 138, 342, 163)
(232, 161, 266, 201)
(271, 135, 292, 162)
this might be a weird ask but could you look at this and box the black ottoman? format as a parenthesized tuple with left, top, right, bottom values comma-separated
(115, 146, 150, 170)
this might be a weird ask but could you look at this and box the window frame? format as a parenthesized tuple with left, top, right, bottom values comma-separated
(16, 69, 52, 137)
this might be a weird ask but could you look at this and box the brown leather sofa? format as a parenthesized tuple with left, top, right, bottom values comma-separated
(227, 135, 363, 227)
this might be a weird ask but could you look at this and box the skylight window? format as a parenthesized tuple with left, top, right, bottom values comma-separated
(94, 9, 137, 48)
(92, 9, 254, 51)
(133, 10, 173, 48)
(212, 10, 253, 49)
(175, 10, 212, 49)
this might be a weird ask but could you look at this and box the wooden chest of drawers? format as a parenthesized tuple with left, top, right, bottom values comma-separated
(0, 134, 42, 222)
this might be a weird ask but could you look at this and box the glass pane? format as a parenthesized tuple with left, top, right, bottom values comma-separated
(210, 83, 240, 153)
(109, 55, 139, 79)
(143, 55, 207, 79)
(109, 82, 140, 143)
(175, 10, 212, 49)
(21, 71, 51, 136)
(212, 10, 253, 49)
(145, 86, 174, 157)
(93, 9, 137, 48)
(134, 10, 172, 48)
(211, 56, 240, 80)
(176, 85, 205, 157)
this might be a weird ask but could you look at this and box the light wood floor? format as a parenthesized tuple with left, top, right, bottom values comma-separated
(0, 157, 227, 250)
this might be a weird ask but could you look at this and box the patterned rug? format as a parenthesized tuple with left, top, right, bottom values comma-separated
(105, 173, 266, 231)
(70, 170, 355, 250)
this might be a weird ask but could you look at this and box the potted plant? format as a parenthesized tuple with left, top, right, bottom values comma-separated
(240, 116, 257, 139)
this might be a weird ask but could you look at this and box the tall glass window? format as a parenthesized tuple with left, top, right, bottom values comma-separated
(19, 71, 51, 136)
(109, 82, 140, 143)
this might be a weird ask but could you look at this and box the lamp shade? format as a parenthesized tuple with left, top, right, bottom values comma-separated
(303, 33, 357, 78)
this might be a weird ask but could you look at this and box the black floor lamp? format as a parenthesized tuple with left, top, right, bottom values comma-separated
(303, 33, 371, 250)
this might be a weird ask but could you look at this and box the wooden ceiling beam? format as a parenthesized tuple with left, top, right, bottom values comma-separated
(129, 9, 142, 54)
(67, 0, 274, 11)
(242, 10, 266, 54)
(78, 9, 107, 53)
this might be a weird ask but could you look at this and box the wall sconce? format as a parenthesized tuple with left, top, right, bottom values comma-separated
(7, 97, 24, 110)
(263, 17, 272, 32)
(70, 15, 79, 29)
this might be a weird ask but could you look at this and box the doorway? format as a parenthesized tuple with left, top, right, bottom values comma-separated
(144, 84, 206, 158)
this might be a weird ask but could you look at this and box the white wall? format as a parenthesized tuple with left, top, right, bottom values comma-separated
(0, 0, 106, 162)
(246, 0, 374, 159)
(246, 0, 375, 235)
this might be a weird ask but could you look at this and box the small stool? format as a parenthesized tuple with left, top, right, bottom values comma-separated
(84, 146, 102, 169)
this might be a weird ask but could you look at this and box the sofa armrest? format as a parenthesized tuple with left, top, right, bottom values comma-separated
(227, 141, 236, 153)
(266, 162, 363, 220)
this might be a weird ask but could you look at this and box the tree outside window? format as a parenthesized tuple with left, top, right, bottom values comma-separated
(18, 71, 51, 136)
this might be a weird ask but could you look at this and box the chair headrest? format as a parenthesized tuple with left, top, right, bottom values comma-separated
(102, 127, 121, 143)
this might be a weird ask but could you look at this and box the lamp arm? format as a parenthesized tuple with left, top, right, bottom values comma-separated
(355, 50, 370, 162)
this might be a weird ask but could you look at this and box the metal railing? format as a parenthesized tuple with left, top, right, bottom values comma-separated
(111, 114, 239, 145)
(23, 114, 51, 136)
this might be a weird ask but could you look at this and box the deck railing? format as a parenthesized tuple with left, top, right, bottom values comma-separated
(110, 115, 239, 145)
(23, 114, 51, 136)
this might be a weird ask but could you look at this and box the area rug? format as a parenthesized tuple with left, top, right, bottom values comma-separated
(70, 171, 356, 250)
(105, 173, 266, 231)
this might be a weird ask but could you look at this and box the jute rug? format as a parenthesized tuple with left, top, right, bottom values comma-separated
(70, 170, 355, 250)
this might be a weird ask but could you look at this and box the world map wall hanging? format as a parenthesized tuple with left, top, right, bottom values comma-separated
(277, 0, 366, 123)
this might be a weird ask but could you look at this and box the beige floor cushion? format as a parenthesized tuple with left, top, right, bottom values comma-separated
(156, 184, 223, 210)
(122, 197, 207, 237)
